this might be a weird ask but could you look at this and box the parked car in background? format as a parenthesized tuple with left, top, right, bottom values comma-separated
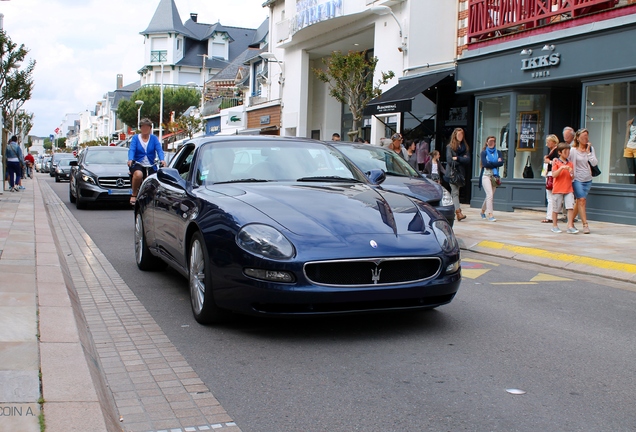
(54, 158, 73, 182)
(35, 156, 44, 172)
(42, 157, 52, 174)
(69, 146, 131, 209)
(331, 142, 456, 226)
(134, 136, 461, 324)
(49, 153, 76, 177)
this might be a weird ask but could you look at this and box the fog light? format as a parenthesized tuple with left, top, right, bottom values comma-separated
(445, 260, 460, 274)
(244, 268, 295, 283)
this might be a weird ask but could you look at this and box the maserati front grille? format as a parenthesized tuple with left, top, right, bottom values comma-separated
(304, 257, 441, 287)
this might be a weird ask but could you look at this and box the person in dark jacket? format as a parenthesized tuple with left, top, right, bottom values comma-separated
(5, 136, 24, 192)
(444, 128, 471, 221)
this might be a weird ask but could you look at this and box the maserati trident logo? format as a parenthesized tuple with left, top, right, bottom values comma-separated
(116, 178, 125, 187)
(371, 266, 382, 284)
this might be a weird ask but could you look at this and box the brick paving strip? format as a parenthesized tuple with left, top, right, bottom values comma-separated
(39, 179, 242, 432)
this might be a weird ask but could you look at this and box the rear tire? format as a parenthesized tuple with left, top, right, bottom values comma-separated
(134, 212, 166, 271)
(189, 232, 226, 324)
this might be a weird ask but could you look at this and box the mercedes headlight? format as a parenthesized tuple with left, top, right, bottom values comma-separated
(441, 188, 453, 207)
(237, 224, 295, 259)
(81, 173, 96, 185)
(431, 220, 458, 253)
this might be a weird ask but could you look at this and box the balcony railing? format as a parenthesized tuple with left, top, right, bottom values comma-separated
(468, 0, 620, 42)
(150, 50, 167, 62)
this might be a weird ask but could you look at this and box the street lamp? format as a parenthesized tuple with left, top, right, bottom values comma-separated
(135, 100, 144, 130)
(260, 52, 285, 102)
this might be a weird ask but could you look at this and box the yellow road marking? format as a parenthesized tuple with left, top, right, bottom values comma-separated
(491, 282, 539, 285)
(462, 269, 491, 279)
(477, 241, 636, 274)
(462, 258, 500, 266)
(531, 273, 573, 282)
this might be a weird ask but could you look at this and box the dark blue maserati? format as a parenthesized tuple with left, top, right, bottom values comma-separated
(134, 136, 461, 324)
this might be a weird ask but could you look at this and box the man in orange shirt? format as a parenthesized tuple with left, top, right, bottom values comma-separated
(550, 142, 578, 234)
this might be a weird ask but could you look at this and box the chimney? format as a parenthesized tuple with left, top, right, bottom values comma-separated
(116, 74, 123, 89)
(190, 13, 198, 23)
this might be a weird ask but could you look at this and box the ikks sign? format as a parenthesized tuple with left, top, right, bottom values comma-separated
(521, 53, 561, 79)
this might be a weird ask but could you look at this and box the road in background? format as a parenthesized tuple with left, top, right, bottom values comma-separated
(48, 177, 636, 431)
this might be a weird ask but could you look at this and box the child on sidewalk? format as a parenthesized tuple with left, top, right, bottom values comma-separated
(551, 142, 578, 234)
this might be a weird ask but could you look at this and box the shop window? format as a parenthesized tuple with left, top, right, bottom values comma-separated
(513, 94, 547, 179)
(476, 95, 511, 178)
(584, 80, 636, 185)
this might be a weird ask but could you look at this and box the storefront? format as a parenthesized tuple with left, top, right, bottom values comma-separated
(245, 102, 281, 136)
(205, 117, 221, 136)
(457, 19, 636, 225)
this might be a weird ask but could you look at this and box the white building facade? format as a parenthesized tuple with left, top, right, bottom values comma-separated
(261, 0, 460, 144)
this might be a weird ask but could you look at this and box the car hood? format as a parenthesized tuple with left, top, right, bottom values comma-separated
(380, 176, 442, 203)
(206, 183, 435, 238)
(82, 164, 130, 177)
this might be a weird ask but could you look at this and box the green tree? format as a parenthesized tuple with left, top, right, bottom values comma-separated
(1, 30, 35, 172)
(14, 110, 33, 140)
(177, 114, 204, 139)
(313, 50, 394, 140)
(116, 86, 200, 131)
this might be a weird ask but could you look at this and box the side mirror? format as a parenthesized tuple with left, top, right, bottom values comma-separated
(157, 167, 186, 190)
(366, 169, 386, 185)
(69, 160, 78, 166)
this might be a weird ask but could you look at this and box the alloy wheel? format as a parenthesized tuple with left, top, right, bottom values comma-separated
(189, 239, 206, 315)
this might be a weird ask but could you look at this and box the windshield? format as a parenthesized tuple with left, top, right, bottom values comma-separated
(195, 141, 365, 185)
(335, 144, 420, 177)
(84, 149, 128, 165)
(58, 159, 72, 167)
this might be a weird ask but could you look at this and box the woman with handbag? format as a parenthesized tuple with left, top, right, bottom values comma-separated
(542, 134, 560, 223)
(444, 128, 471, 221)
(569, 128, 598, 234)
(478, 136, 504, 221)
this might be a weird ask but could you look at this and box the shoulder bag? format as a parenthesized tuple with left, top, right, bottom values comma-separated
(523, 156, 534, 178)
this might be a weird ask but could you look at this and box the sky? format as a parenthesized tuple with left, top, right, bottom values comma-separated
(1, 0, 269, 137)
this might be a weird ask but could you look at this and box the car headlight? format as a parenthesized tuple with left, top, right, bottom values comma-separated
(81, 173, 96, 185)
(56, 168, 62, 173)
(431, 219, 459, 253)
(237, 224, 295, 260)
(441, 188, 453, 207)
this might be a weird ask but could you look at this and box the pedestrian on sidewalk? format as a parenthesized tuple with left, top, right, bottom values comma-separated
(542, 134, 559, 223)
(24, 152, 35, 179)
(551, 142, 578, 234)
(570, 128, 598, 234)
(478, 136, 503, 221)
(445, 127, 471, 222)
(423, 150, 445, 183)
(5, 135, 24, 192)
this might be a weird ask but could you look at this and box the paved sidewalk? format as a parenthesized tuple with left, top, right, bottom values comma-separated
(1, 174, 634, 431)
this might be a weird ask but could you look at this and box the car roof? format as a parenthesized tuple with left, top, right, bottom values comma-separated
(85, 146, 128, 151)
(184, 135, 323, 148)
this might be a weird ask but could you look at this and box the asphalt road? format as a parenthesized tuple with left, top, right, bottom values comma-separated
(48, 176, 636, 432)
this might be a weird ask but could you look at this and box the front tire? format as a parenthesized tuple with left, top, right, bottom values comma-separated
(134, 212, 166, 271)
(189, 232, 226, 324)
(69, 184, 76, 203)
(55, 174, 60, 183)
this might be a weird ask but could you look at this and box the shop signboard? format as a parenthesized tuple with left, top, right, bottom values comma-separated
(295, 0, 343, 33)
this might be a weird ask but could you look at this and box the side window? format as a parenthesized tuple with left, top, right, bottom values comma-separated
(171, 144, 196, 181)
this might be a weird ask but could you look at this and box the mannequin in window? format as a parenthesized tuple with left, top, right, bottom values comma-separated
(625, 118, 636, 184)
(499, 123, 509, 177)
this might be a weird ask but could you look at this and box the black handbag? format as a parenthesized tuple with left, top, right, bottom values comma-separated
(448, 163, 465, 187)
(589, 162, 601, 177)
(523, 156, 534, 178)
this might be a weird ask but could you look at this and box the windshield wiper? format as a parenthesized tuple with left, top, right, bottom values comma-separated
(296, 176, 362, 182)
(213, 178, 270, 184)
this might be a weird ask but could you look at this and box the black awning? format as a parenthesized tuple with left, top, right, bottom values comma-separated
(364, 69, 454, 116)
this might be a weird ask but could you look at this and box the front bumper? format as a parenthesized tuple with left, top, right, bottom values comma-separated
(77, 180, 132, 202)
(212, 261, 462, 317)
